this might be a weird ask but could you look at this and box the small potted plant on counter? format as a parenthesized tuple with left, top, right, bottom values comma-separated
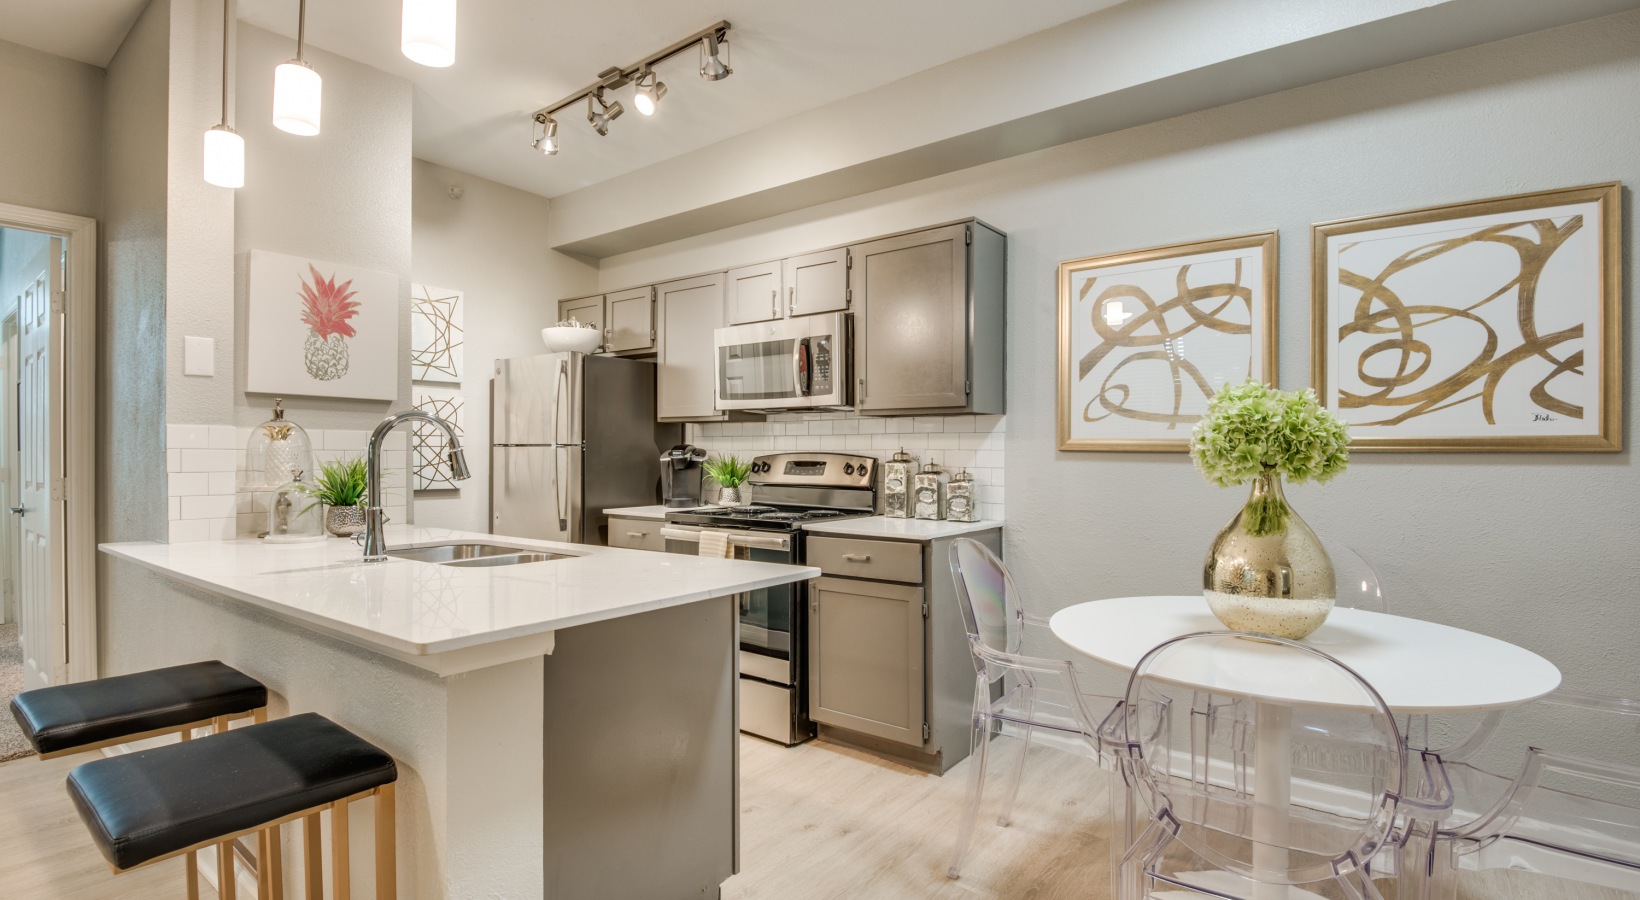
(702, 454, 752, 507)
(311, 456, 369, 537)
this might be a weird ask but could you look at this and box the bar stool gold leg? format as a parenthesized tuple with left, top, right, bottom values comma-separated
(332, 800, 351, 900)
(303, 812, 324, 897)
(374, 785, 396, 899)
(218, 840, 237, 900)
(267, 823, 285, 900)
(257, 829, 274, 898)
(180, 727, 202, 900)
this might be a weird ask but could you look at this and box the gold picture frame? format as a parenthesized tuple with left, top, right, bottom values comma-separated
(1057, 231, 1278, 452)
(1311, 183, 1621, 452)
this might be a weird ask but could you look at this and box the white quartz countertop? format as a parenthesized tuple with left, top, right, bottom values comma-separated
(604, 505, 711, 521)
(801, 517, 1003, 539)
(101, 526, 816, 673)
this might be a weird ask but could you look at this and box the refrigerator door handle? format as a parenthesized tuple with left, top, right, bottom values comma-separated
(553, 359, 570, 531)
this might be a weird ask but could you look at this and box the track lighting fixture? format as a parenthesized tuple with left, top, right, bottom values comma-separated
(532, 114, 559, 155)
(403, 0, 457, 68)
(633, 68, 667, 116)
(587, 90, 623, 136)
(527, 21, 731, 157)
(203, 0, 243, 187)
(699, 32, 731, 82)
(273, 0, 322, 135)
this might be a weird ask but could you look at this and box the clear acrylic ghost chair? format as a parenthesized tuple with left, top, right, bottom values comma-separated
(945, 538, 1127, 883)
(1411, 689, 1640, 899)
(1112, 631, 1408, 900)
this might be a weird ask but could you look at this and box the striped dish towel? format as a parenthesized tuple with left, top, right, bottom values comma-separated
(698, 530, 732, 558)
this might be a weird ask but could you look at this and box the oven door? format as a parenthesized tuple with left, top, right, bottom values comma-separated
(660, 524, 799, 666)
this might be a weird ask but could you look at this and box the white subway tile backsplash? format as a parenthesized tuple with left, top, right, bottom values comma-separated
(913, 417, 944, 433)
(856, 418, 886, 435)
(209, 471, 237, 495)
(884, 418, 912, 434)
(181, 494, 236, 520)
(208, 425, 239, 449)
(167, 424, 211, 449)
(179, 448, 236, 472)
(168, 472, 210, 497)
(927, 433, 960, 450)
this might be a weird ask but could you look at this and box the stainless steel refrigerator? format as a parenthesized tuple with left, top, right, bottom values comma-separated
(492, 354, 680, 545)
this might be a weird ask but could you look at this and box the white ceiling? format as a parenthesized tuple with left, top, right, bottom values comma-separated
(236, 0, 1122, 199)
(0, 0, 148, 66)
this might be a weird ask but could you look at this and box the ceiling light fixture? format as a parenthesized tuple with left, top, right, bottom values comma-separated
(632, 68, 667, 116)
(272, 0, 322, 135)
(402, 0, 457, 68)
(699, 31, 732, 82)
(532, 113, 559, 155)
(526, 21, 730, 157)
(587, 90, 623, 137)
(203, 0, 244, 188)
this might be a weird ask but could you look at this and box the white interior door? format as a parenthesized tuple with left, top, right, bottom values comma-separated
(16, 237, 65, 689)
(0, 314, 15, 626)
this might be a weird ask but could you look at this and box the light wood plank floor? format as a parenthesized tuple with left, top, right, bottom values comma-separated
(1, 735, 1633, 898)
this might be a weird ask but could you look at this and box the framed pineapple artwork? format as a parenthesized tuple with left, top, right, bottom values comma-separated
(246, 250, 401, 401)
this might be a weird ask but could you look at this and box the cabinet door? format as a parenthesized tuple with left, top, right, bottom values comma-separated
(656, 273, 726, 421)
(558, 295, 606, 353)
(606, 286, 655, 353)
(783, 247, 848, 317)
(809, 576, 925, 746)
(724, 261, 782, 325)
(851, 224, 969, 412)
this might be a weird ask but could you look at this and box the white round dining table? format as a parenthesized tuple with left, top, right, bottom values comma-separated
(1049, 596, 1562, 900)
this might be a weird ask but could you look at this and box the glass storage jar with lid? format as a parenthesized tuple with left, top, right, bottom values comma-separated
(264, 469, 325, 543)
(245, 399, 314, 491)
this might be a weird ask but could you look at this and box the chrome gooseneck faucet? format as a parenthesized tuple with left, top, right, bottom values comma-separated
(361, 409, 471, 561)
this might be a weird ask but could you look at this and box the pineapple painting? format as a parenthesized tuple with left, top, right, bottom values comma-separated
(246, 250, 399, 401)
(299, 264, 361, 381)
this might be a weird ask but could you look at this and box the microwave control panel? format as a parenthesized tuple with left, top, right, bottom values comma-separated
(811, 335, 833, 394)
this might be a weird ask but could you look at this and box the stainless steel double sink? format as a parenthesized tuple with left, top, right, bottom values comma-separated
(385, 541, 571, 568)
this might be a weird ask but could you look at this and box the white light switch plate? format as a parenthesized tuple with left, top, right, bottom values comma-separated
(183, 336, 215, 376)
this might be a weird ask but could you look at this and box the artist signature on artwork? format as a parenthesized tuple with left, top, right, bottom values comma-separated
(1534, 413, 1557, 422)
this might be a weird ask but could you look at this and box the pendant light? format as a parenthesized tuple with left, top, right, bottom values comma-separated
(632, 68, 667, 116)
(203, 0, 244, 188)
(272, 0, 321, 135)
(402, 0, 456, 68)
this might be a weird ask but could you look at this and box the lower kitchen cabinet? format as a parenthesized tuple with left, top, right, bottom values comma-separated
(607, 516, 666, 552)
(806, 528, 1002, 773)
(809, 576, 925, 746)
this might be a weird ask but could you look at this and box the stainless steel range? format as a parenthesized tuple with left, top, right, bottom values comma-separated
(660, 452, 878, 745)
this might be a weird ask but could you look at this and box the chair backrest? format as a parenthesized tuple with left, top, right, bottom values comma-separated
(1121, 631, 1405, 887)
(1324, 541, 1386, 613)
(948, 538, 1025, 672)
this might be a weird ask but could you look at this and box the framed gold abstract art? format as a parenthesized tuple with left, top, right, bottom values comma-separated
(1312, 183, 1621, 452)
(1057, 232, 1278, 451)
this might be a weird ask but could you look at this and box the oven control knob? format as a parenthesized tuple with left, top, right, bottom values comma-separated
(856, 462, 869, 477)
(758, 462, 770, 473)
(843, 463, 855, 475)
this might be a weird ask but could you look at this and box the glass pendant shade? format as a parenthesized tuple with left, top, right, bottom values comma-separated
(203, 125, 245, 188)
(273, 60, 322, 135)
(402, 0, 457, 67)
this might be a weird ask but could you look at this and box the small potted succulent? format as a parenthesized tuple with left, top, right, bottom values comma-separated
(1190, 382, 1350, 639)
(310, 456, 369, 537)
(702, 454, 753, 507)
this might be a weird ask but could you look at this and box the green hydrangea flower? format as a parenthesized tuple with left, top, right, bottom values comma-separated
(1189, 382, 1350, 488)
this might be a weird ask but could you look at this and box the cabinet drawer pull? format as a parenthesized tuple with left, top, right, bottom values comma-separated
(626, 532, 646, 538)
(841, 554, 871, 562)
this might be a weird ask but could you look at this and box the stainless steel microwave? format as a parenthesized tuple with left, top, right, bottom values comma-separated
(714, 312, 850, 411)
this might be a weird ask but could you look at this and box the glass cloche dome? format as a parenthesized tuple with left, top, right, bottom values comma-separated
(245, 399, 314, 491)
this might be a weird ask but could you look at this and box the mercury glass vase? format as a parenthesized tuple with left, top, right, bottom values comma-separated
(718, 486, 741, 507)
(1202, 469, 1336, 639)
(324, 504, 366, 538)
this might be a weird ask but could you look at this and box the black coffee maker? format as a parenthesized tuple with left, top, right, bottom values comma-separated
(660, 445, 709, 508)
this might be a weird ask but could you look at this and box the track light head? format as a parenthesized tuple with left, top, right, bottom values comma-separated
(699, 32, 731, 81)
(587, 91, 623, 136)
(532, 114, 559, 155)
(633, 69, 667, 116)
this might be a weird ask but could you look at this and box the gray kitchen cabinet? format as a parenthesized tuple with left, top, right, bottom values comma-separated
(607, 516, 666, 552)
(725, 261, 783, 326)
(656, 272, 729, 422)
(783, 247, 849, 317)
(850, 220, 1005, 415)
(606, 286, 655, 353)
(557, 294, 606, 353)
(809, 575, 926, 747)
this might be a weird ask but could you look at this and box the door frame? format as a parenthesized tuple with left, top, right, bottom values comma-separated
(0, 202, 98, 683)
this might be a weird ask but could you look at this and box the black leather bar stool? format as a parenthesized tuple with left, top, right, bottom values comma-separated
(9, 660, 270, 899)
(68, 712, 399, 900)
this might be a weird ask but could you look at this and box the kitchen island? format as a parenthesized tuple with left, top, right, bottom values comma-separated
(100, 525, 817, 899)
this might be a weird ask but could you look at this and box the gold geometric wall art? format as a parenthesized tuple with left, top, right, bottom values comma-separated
(1057, 231, 1278, 451)
(1312, 183, 1621, 452)
(411, 284, 464, 384)
(413, 389, 465, 491)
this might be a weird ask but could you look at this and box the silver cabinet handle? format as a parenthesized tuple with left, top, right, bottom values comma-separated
(841, 554, 871, 562)
(771, 289, 778, 317)
(788, 285, 795, 317)
(8, 505, 24, 516)
(626, 532, 645, 538)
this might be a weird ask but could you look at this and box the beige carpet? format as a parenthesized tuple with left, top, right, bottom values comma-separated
(0, 623, 31, 763)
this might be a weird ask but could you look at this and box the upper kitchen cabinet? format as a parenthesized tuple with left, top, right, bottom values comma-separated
(725, 261, 783, 326)
(783, 247, 849, 318)
(606, 286, 656, 354)
(850, 221, 1005, 416)
(656, 272, 729, 422)
(558, 294, 606, 353)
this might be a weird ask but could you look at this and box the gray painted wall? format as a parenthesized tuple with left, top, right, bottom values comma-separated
(599, 12, 1640, 763)
(0, 37, 104, 220)
(409, 159, 597, 531)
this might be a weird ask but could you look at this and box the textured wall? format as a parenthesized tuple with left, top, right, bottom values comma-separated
(409, 159, 596, 531)
(0, 38, 104, 220)
(599, 13, 1640, 765)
